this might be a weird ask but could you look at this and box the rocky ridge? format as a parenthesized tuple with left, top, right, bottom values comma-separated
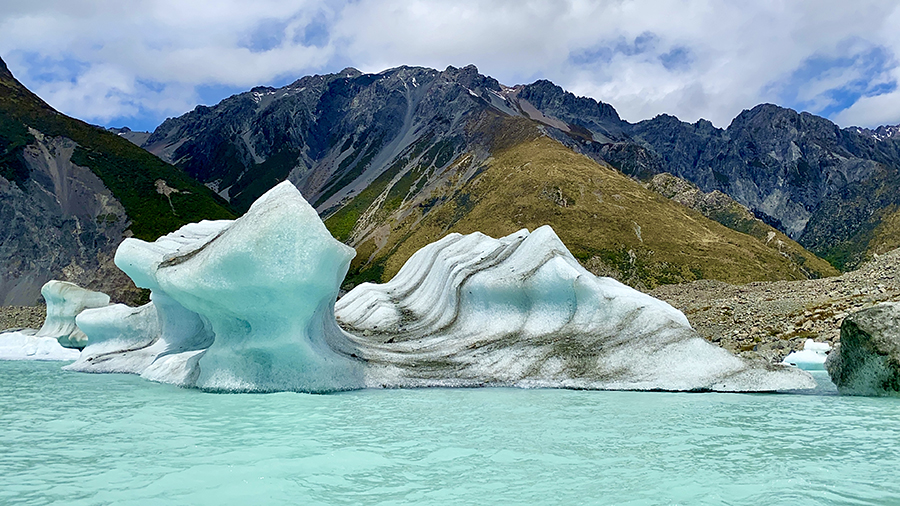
(137, 65, 838, 289)
(848, 124, 900, 142)
(650, 247, 900, 363)
(645, 172, 837, 279)
(520, 86, 900, 271)
(137, 65, 900, 275)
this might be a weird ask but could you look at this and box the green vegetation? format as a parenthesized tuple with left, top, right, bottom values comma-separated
(0, 111, 32, 184)
(868, 205, 900, 258)
(230, 147, 300, 212)
(0, 65, 234, 240)
(324, 155, 408, 241)
(314, 134, 386, 207)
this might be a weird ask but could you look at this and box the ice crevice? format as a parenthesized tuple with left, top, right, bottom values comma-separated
(9, 181, 813, 393)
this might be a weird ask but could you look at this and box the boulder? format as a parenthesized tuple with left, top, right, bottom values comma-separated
(826, 302, 900, 396)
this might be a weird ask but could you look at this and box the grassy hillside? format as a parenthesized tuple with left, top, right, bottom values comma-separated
(331, 133, 838, 290)
(646, 173, 838, 279)
(0, 60, 234, 240)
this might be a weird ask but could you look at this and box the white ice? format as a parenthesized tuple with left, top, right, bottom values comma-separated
(0, 280, 110, 361)
(337, 226, 815, 392)
(60, 182, 814, 393)
(0, 330, 81, 361)
(36, 280, 110, 348)
(782, 338, 831, 371)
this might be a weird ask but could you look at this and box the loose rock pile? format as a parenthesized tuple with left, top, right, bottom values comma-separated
(0, 305, 45, 331)
(650, 248, 900, 363)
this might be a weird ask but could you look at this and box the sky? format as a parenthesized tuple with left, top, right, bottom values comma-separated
(2, 0, 900, 132)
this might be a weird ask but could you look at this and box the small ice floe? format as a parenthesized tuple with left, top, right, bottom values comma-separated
(0, 330, 81, 361)
(782, 339, 831, 371)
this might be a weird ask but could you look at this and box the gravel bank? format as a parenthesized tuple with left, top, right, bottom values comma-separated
(650, 248, 900, 363)
(0, 305, 46, 332)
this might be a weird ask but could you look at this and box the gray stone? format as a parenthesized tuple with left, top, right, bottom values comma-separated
(826, 302, 900, 396)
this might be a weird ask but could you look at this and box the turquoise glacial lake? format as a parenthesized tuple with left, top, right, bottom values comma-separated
(1, 361, 898, 505)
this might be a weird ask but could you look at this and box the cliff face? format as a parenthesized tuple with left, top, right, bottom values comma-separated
(0, 56, 234, 305)
(0, 130, 131, 304)
(624, 105, 900, 269)
(144, 65, 508, 214)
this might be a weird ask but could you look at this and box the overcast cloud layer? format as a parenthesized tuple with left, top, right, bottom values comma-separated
(2, 0, 900, 132)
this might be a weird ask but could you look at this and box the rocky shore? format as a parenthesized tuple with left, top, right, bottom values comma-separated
(650, 248, 900, 363)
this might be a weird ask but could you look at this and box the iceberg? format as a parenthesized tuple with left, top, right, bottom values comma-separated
(336, 226, 813, 391)
(36, 280, 110, 348)
(781, 339, 831, 370)
(0, 280, 109, 361)
(66, 182, 365, 392)
(0, 330, 81, 361)
(61, 182, 814, 393)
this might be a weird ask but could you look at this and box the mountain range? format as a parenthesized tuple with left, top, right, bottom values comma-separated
(6, 58, 900, 304)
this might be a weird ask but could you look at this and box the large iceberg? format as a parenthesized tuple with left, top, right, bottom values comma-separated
(67, 182, 365, 392)
(62, 181, 813, 393)
(336, 226, 813, 391)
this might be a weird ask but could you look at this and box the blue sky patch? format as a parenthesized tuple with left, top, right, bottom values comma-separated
(12, 51, 89, 85)
(569, 32, 660, 66)
(243, 18, 292, 53)
(767, 40, 898, 120)
(300, 13, 330, 48)
(659, 46, 692, 72)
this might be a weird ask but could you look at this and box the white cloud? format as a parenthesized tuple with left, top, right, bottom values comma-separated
(2, 0, 900, 129)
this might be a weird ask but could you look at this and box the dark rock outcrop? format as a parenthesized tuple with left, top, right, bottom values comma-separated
(143, 65, 510, 213)
(826, 302, 900, 396)
(518, 90, 900, 270)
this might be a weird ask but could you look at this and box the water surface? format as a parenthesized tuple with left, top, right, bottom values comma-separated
(1, 362, 898, 505)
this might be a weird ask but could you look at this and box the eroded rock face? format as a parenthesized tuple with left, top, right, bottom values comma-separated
(826, 303, 900, 396)
(0, 132, 133, 306)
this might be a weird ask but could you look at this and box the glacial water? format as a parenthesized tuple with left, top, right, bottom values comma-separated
(1, 362, 899, 506)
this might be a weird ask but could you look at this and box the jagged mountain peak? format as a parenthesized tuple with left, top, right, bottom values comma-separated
(847, 123, 900, 141)
(338, 67, 363, 78)
(134, 64, 900, 273)
(517, 79, 622, 124)
(0, 56, 10, 78)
